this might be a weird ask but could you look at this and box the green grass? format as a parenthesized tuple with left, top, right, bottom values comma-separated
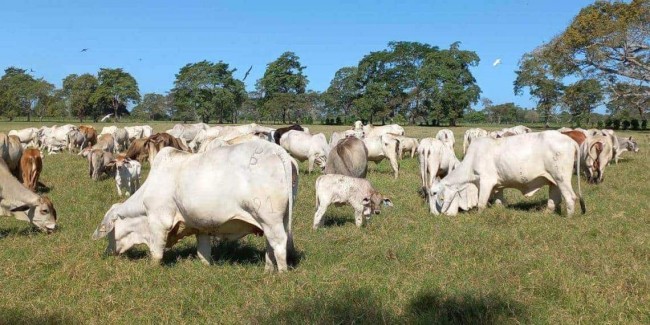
(0, 122, 648, 324)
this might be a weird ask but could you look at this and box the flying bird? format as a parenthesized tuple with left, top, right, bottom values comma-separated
(243, 65, 253, 81)
(100, 113, 113, 122)
(492, 58, 501, 67)
(80, 48, 89, 52)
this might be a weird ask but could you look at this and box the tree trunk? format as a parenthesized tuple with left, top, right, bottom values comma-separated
(449, 118, 456, 127)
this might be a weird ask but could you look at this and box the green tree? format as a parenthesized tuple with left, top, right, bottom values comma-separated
(0, 67, 53, 121)
(92, 68, 140, 121)
(324, 66, 358, 123)
(561, 79, 604, 126)
(258, 52, 308, 123)
(132, 93, 169, 120)
(63, 73, 99, 122)
(514, 53, 565, 128)
(171, 60, 245, 123)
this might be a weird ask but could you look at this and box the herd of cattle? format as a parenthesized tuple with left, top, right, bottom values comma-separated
(0, 121, 640, 272)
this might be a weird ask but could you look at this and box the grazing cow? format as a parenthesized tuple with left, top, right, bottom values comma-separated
(396, 136, 419, 159)
(614, 136, 639, 163)
(106, 155, 141, 196)
(124, 125, 152, 141)
(0, 134, 24, 177)
(92, 141, 297, 272)
(581, 134, 613, 184)
(462, 128, 488, 155)
(95, 133, 116, 153)
(144, 133, 189, 165)
(20, 148, 43, 192)
(112, 128, 130, 152)
(601, 129, 620, 165)
(42, 124, 77, 153)
(324, 137, 368, 178)
(78, 125, 97, 148)
(363, 134, 400, 179)
(313, 174, 392, 229)
(8, 127, 39, 147)
(273, 124, 304, 145)
(417, 138, 460, 212)
(124, 138, 149, 162)
(561, 130, 587, 145)
(99, 126, 118, 136)
(280, 130, 330, 173)
(0, 159, 57, 233)
(362, 124, 405, 138)
(88, 149, 115, 181)
(429, 131, 585, 216)
(436, 129, 455, 150)
(165, 123, 210, 142)
(67, 129, 87, 152)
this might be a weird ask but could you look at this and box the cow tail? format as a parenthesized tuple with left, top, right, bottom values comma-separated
(29, 157, 38, 190)
(576, 143, 586, 214)
(279, 148, 296, 265)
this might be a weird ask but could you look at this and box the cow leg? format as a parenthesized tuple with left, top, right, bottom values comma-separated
(307, 156, 315, 174)
(116, 182, 122, 196)
(263, 220, 289, 272)
(546, 185, 562, 214)
(411, 148, 415, 158)
(557, 182, 577, 216)
(478, 182, 495, 212)
(196, 234, 212, 265)
(147, 213, 173, 264)
(351, 203, 365, 227)
(313, 200, 329, 230)
(264, 243, 276, 273)
(389, 158, 399, 179)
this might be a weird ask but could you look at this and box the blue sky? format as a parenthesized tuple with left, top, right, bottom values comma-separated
(1, 0, 597, 110)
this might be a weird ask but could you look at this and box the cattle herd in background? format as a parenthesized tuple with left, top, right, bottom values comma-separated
(0, 120, 641, 272)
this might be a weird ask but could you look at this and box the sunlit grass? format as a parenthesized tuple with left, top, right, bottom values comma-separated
(0, 122, 648, 323)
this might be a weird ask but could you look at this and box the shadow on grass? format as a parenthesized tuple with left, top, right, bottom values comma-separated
(509, 199, 548, 212)
(260, 288, 528, 324)
(36, 181, 52, 193)
(0, 226, 46, 239)
(0, 308, 77, 325)
(323, 213, 354, 228)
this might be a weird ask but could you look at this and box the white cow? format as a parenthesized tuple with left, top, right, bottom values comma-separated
(0, 159, 57, 233)
(99, 126, 118, 136)
(580, 134, 613, 184)
(106, 155, 141, 196)
(92, 140, 297, 272)
(614, 136, 639, 163)
(165, 123, 210, 142)
(502, 125, 532, 135)
(113, 128, 130, 152)
(196, 137, 228, 153)
(124, 126, 150, 141)
(329, 130, 359, 148)
(363, 134, 400, 179)
(363, 124, 405, 138)
(280, 130, 329, 173)
(436, 129, 455, 150)
(417, 138, 460, 213)
(396, 135, 419, 159)
(313, 174, 392, 229)
(42, 124, 77, 153)
(430, 131, 585, 216)
(8, 127, 40, 147)
(463, 128, 488, 155)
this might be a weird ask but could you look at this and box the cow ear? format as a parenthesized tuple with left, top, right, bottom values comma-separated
(362, 197, 370, 205)
(105, 160, 116, 168)
(10, 205, 30, 212)
(382, 198, 393, 207)
(92, 215, 117, 240)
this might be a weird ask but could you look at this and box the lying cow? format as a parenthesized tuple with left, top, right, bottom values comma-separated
(313, 174, 392, 229)
(0, 159, 57, 233)
(430, 131, 586, 216)
(106, 155, 141, 196)
(436, 129, 455, 150)
(280, 130, 329, 173)
(8, 127, 40, 148)
(20, 148, 43, 192)
(463, 128, 488, 155)
(363, 134, 400, 178)
(324, 137, 368, 178)
(92, 140, 297, 272)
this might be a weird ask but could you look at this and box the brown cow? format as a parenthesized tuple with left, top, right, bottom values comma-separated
(125, 138, 149, 162)
(79, 125, 97, 148)
(144, 133, 189, 165)
(20, 148, 43, 192)
(562, 130, 587, 146)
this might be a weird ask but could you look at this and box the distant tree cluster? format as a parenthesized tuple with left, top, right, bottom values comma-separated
(515, 0, 649, 127)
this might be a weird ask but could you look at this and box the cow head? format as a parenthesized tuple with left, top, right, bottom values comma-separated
(361, 192, 393, 220)
(626, 137, 639, 153)
(11, 196, 57, 233)
(428, 180, 476, 216)
(92, 203, 149, 255)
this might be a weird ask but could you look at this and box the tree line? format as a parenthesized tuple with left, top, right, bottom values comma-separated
(0, 41, 482, 125)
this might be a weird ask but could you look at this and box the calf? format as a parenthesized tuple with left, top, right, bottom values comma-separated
(363, 134, 400, 178)
(313, 174, 392, 229)
(20, 148, 43, 192)
(396, 136, 419, 159)
(106, 155, 141, 196)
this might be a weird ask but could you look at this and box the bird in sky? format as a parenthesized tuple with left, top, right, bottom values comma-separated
(243, 65, 253, 81)
(80, 48, 89, 52)
(492, 58, 501, 67)
(100, 113, 113, 122)
(29, 68, 34, 73)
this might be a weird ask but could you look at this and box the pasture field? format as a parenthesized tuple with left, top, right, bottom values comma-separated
(0, 122, 648, 324)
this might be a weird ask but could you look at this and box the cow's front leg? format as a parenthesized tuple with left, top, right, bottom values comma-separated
(196, 234, 212, 265)
(313, 200, 329, 230)
(477, 182, 494, 212)
(307, 156, 315, 174)
(115, 182, 122, 196)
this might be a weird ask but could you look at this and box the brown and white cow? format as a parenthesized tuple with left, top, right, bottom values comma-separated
(20, 148, 43, 192)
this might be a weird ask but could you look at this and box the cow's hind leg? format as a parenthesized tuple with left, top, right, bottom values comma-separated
(557, 181, 577, 216)
(313, 199, 329, 230)
(262, 217, 290, 272)
(196, 234, 212, 265)
(546, 184, 562, 214)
